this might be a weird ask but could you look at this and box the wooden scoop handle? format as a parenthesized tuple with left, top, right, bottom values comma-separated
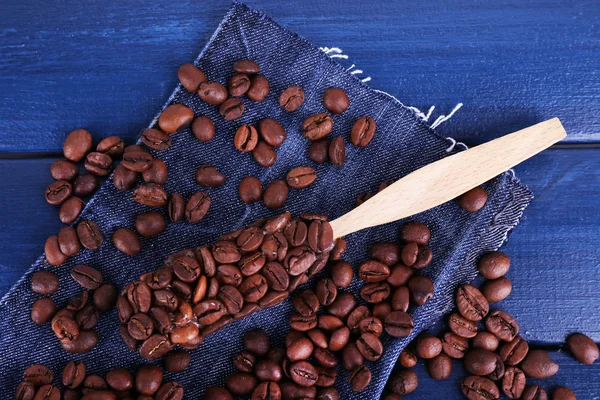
(329, 118, 567, 239)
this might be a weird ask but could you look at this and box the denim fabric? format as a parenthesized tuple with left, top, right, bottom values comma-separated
(0, 2, 532, 398)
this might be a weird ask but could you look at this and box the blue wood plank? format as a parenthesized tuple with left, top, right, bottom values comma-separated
(0, 148, 599, 346)
(0, 0, 598, 153)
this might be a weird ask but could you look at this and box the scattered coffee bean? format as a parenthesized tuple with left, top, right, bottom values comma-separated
(198, 81, 228, 105)
(348, 365, 371, 392)
(502, 367, 526, 399)
(287, 166, 316, 189)
(263, 180, 288, 209)
(350, 116, 376, 147)
(158, 104, 194, 134)
(459, 187, 488, 212)
(59, 197, 84, 224)
(328, 137, 345, 166)
(442, 332, 469, 359)
(478, 251, 510, 279)
(449, 312, 478, 338)
(247, 74, 270, 102)
(552, 387, 576, 400)
(73, 173, 99, 196)
(93, 284, 118, 312)
(185, 192, 211, 223)
(113, 164, 138, 190)
(113, 227, 142, 256)
(45, 180, 73, 205)
(135, 211, 167, 238)
(384, 311, 415, 337)
(400, 222, 431, 245)
(228, 73, 251, 97)
(234, 125, 259, 152)
(57, 226, 80, 257)
(486, 310, 519, 342)
(97, 136, 125, 157)
(31, 271, 59, 295)
(168, 194, 185, 222)
(164, 350, 191, 373)
(233, 59, 260, 74)
(308, 139, 329, 164)
(122, 150, 153, 172)
(71, 264, 103, 289)
(461, 376, 500, 400)
(322, 87, 349, 114)
(416, 334, 443, 359)
(387, 369, 418, 395)
(50, 160, 78, 181)
(239, 176, 263, 204)
(279, 86, 304, 112)
(178, 63, 206, 92)
(567, 332, 599, 365)
(84, 152, 112, 176)
(520, 349, 559, 378)
(407, 275, 434, 306)
(191, 116, 215, 142)
(481, 277, 512, 303)
(472, 332, 499, 352)
(63, 129, 92, 162)
(195, 164, 226, 187)
(142, 158, 168, 185)
(252, 141, 277, 167)
(31, 298, 57, 325)
(456, 284, 489, 321)
(427, 353, 453, 380)
(370, 242, 401, 266)
(220, 98, 245, 120)
(302, 113, 333, 140)
(133, 183, 168, 207)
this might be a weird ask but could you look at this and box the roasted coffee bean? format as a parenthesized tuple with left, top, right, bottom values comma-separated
(252, 141, 277, 167)
(196, 245, 217, 277)
(502, 367, 526, 399)
(400, 222, 431, 245)
(461, 376, 500, 400)
(464, 349, 498, 376)
(217, 285, 244, 314)
(288, 335, 315, 361)
(499, 335, 529, 365)
(204, 387, 234, 400)
(159, 104, 194, 134)
(311, 346, 336, 368)
(92, 283, 117, 311)
(31, 297, 56, 325)
(302, 113, 333, 140)
(220, 98, 245, 120)
(136, 364, 164, 395)
(226, 373, 258, 397)
(213, 241, 242, 264)
(228, 73, 251, 97)
(262, 262, 289, 291)
(284, 219, 308, 247)
(237, 227, 265, 252)
(32, 384, 60, 400)
(50, 160, 78, 181)
(567, 332, 599, 365)
(486, 310, 519, 342)
(552, 387, 575, 400)
(239, 252, 266, 276)
(408, 275, 434, 306)
(139, 334, 172, 360)
(24, 364, 54, 386)
(328, 136, 345, 166)
(126, 280, 152, 313)
(122, 151, 153, 173)
(64, 129, 92, 162)
(346, 305, 369, 332)
(142, 158, 168, 185)
(487, 353, 505, 381)
(284, 245, 316, 276)
(279, 86, 304, 112)
(216, 264, 242, 286)
(105, 368, 134, 391)
(31, 271, 59, 295)
(234, 125, 259, 152)
(75, 304, 99, 329)
(307, 220, 334, 253)
(44, 235, 67, 266)
(290, 312, 318, 332)
(61, 329, 98, 354)
(460, 187, 488, 212)
(389, 286, 409, 312)
(322, 87, 349, 114)
(329, 261, 352, 289)
(170, 321, 200, 345)
(168, 194, 185, 222)
(152, 288, 178, 312)
(316, 387, 339, 400)
(133, 183, 168, 207)
(346, 365, 371, 392)
(234, 59, 260, 74)
(308, 139, 329, 164)
(289, 361, 318, 387)
(84, 152, 112, 176)
(330, 238, 346, 260)
(185, 192, 211, 223)
(73, 173, 99, 197)
(62, 361, 86, 389)
(178, 63, 206, 92)
(520, 350, 559, 378)
(194, 299, 227, 325)
(98, 136, 124, 156)
(315, 278, 337, 306)
(398, 349, 418, 367)
(449, 312, 478, 338)
(387, 369, 418, 395)
(234, 351, 257, 373)
(255, 118, 286, 148)
(416, 334, 443, 359)
(113, 164, 138, 191)
(327, 326, 349, 351)
(239, 275, 268, 302)
(71, 264, 103, 289)
(292, 289, 320, 317)
(287, 166, 316, 189)
(359, 260, 390, 282)
(16, 381, 36, 400)
(113, 227, 142, 256)
(141, 128, 171, 151)
(387, 264, 414, 287)
(481, 277, 512, 303)
(350, 116, 376, 147)
(51, 311, 79, 342)
(45, 180, 72, 205)
(289, 274, 309, 292)
(124, 144, 145, 154)
(314, 366, 337, 388)
(262, 234, 288, 263)
(135, 211, 167, 238)
(247, 74, 270, 102)
(327, 292, 356, 320)
(196, 114, 226, 144)
(341, 342, 364, 371)
(384, 311, 414, 337)
(252, 381, 281, 400)
(265, 346, 286, 366)
(356, 333, 383, 362)
(360, 282, 391, 303)
(412, 245, 433, 269)
(60, 197, 84, 224)
(117, 296, 133, 323)
(263, 180, 288, 209)
(427, 353, 452, 380)
(442, 332, 469, 358)
(128, 313, 154, 340)
(156, 381, 184, 400)
(370, 242, 401, 266)
(239, 176, 262, 204)
(456, 285, 489, 321)
(198, 81, 228, 105)
(401, 242, 418, 266)
(522, 385, 548, 400)
(195, 164, 226, 187)
(473, 332, 499, 352)
(241, 328, 270, 357)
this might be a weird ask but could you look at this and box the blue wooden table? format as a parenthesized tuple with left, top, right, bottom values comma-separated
(1, 0, 598, 398)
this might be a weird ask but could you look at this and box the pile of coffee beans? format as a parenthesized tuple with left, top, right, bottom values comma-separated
(15, 361, 183, 400)
(30, 266, 117, 354)
(116, 212, 340, 361)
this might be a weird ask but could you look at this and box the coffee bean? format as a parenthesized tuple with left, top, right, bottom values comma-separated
(64, 129, 92, 162)
(567, 332, 599, 365)
(254, 119, 287, 149)
(387, 369, 418, 395)
(263, 180, 288, 209)
(330, 238, 346, 260)
(461, 376, 500, 400)
(185, 192, 211, 223)
(135, 364, 164, 395)
(308, 139, 329, 164)
(456, 284, 489, 321)
(287, 336, 314, 362)
(178, 63, 206, 92)
(283, 219, 306, 247)
(193, 299, 226, 325)
(384, 311, 414, 337)
(341, 342, 364, 371)
(486, 310, 519, 342)
(139, 334, 172, 360)
(24, 364, 54, 386)
(287, 166, 316, 189)
(71, 264, 103, 289)
(259, 290, 289, 308)
(521, 385, 548, 400)
(347, 305, 370, 331)
(234, 351, 257, 373)
(328, 136, 345, 166)
(142, 158, 168, 185)
(358, 260, 390, 283)
(92, 283, 117, 312)
(232, 59, 260, 74)
(400, 222, 431, 245)
(204, 387, 233, 400)
(112, 164, 138, 191)
(464, 349, 498, 376)
(220, 98, 245, 120)
(140, 130, 171, 153)
(32, 384, 60, 400)
(327, 292, 357, 320)
(252, 381, 281, 400)
(262, 231, 288, 261)
(59, 328, 97, 354)
(247, 75, 270, 102)
(60, 197, 84, 223)
(398, 349, 418, 367)
(370, 242, 401, 266)
(477, 280, 511, 307)
(449, 312, 478, 338)
(308, 220, 334, 253)
(133, 211, 166, 238)
(520, 350, 559, 378)
(143, 268, 173, 291)
(327, 261, 351, 289)
(159, 104, 194, 134)
(279, 86, 305, 112)
(408, 275, 434, 306)
(66, 291, 87, 311)
(122, 151, 153, 174)
(502, 367, 526, 399)
(291, 289, 319, 317)
(127, 312, 153, 340)
(323, 88, 349, 114)
(51, 312, 79, 342)
(15, 381, 35, 400)
(239, 275, 268, 302)
(350, 116, 376, 147)
(390, 286, 409, 312)
(198, 81, 228, 105)
(427, 353, 452, 380)
(478, 252, 511, 279)
(412, 245, 432, 269)
(346, 365, 371, 392)
(302, 113, 333, 140)
(62, 361, 86, 389)
(312, 346, 337, 368)
(226, 373, 258, 397)
(387, 265, 414, 288)
(487, 352, 505, 381)
(237, 176, 262, 204)
(73, 173, 99, 197)
(356, 333, 383, 362)
(472, 332, 499, 352)
(239, 252, 266, 277)
(156, 382, 184, 400)
(126, 280, 152, 313)
(228, 73, 251, 96)
(166, 193, 185, 223)
(50, 160, 78, 181)
(133, 183, 168, 207)
(442, 332, 469, 359)
(45, 180, 72, 205)
(328, 326, 350, 351)
(75, 304, 99, 329)
(234, 125, 259, 152)
(552, 387, 575, 400)
(416, 334, 443, 359)
(105, 368, 133, 392)
(84, 152, 112, 176)
(290, 312, 318, 332)
(213, 241, 241, 264)
(315, 278, 337, 306)
(216, 264, 242, 287)
(252, 141, 277, 167)
(170, 321, 200, 345)
(289, 361, 318, 387)
(460, 187, 488, 212)
(31, 271, 59, 295)
(360, 282, 391, 303)
(44, 235, 67, 266)
(112, 227, 141, 256)
(193, 164, 226, 188)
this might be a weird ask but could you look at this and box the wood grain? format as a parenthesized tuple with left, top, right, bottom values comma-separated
(0, 0, 598, 154)
(330, 118, 566, 238)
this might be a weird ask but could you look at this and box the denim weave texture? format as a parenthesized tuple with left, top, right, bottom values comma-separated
(0, 2, 532, 398)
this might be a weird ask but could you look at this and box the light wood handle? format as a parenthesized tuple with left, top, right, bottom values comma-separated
(329, 118, 567, 238)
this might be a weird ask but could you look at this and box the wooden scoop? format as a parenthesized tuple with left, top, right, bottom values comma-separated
(330, 117, 567, 238)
